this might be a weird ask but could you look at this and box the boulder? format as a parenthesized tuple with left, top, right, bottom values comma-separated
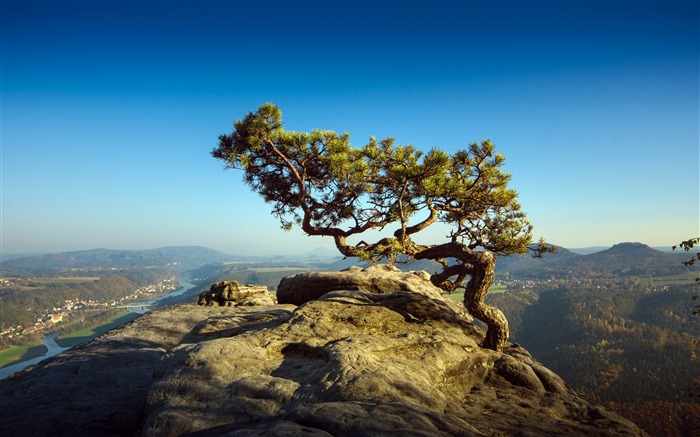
(0, 287, 645, 436)
(277, 265, 471, 319)
(198, 280, 275, 306)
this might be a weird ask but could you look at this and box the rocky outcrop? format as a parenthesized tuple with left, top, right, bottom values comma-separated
(0, 277, 645, 436)
(198, 280, 275, 306)
(277, 265, 470, 318)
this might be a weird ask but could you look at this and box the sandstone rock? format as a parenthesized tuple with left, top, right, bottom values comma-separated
(0, 305, 249, 437)
(276, 265, 471, 321)
(0, 287, 645, 437)
(198, 280, 275, 307)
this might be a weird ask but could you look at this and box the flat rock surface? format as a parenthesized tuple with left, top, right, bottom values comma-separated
(0, 288, 645, 436)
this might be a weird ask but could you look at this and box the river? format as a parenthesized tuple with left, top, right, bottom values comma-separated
(0, 280, 197, 380)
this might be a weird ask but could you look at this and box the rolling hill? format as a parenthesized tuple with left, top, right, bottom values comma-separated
(494, 242, 693, 279)
(0, 246, 236, 274)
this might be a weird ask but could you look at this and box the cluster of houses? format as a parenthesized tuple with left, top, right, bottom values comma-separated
(0, 277, 18, 287)
(1, 313, 64, 338)
(0, 277, 180, 340)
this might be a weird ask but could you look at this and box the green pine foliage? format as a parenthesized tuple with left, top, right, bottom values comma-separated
(213, 103, 552, 351)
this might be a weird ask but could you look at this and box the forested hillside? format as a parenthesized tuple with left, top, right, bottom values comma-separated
(489, 279, 699, 402)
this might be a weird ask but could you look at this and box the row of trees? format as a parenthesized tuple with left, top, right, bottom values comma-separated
(213, 104, 551, 350)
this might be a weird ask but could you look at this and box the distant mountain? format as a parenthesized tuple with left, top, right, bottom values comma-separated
(3, 242, 693, 279)
(570, 245, 683, 255)
(299, 246, 341, 259)
(0, 246, 235, 274)
(242, 247, 342, 261)
(495, 242, 692, 279)
(482, 244, 582, 281)
(313, 241, 695, 280)
(0, 252, 51, 261)
(495, 244, 581, 278)
(595, 242, 658, 255)
(577, 242, 689, 276)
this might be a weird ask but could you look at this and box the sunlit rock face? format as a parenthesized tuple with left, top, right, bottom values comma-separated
(277, 264, 471, 320)
(0, 272, 645, 437)
(198, 280, 275, 307)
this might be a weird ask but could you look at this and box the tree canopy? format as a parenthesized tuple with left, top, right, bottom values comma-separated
(213, 103, 549, 350)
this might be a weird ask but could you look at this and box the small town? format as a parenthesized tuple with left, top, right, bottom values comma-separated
(0, 277, 180, 340)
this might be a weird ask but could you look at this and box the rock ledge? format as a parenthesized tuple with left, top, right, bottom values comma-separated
(0, 280, 645, 436)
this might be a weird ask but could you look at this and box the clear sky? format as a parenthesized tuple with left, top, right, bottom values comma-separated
(2, 0, 698, 256)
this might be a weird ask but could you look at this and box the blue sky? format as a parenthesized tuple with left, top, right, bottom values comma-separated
(2, 0, 698, 256)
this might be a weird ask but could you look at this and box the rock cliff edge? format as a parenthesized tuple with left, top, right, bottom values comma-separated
(0, 267, 645, 436)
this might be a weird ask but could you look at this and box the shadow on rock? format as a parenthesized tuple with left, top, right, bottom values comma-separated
(0, 337, 166, 437)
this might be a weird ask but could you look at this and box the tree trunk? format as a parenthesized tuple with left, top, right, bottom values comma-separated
(463, 251, 509, 351)
(413, 242, 509, 352)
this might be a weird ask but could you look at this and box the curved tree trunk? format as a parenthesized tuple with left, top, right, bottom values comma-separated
(462, 251, 509, 351)
(333, 233, 510, 351)
(413, 242, 509, 352)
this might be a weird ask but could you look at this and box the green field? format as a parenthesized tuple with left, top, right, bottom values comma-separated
(55, 311, 140, 348)
(640, 271, 699, 286)
(0, 344, 48, 368)
(0, 311, 141, 368)
(490, 284, 507, 293)
(443, 284, 507, 302)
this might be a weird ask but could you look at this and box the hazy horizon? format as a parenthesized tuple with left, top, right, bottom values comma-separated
(0, 240, 686, 259)
(3, 1, 698, 256)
